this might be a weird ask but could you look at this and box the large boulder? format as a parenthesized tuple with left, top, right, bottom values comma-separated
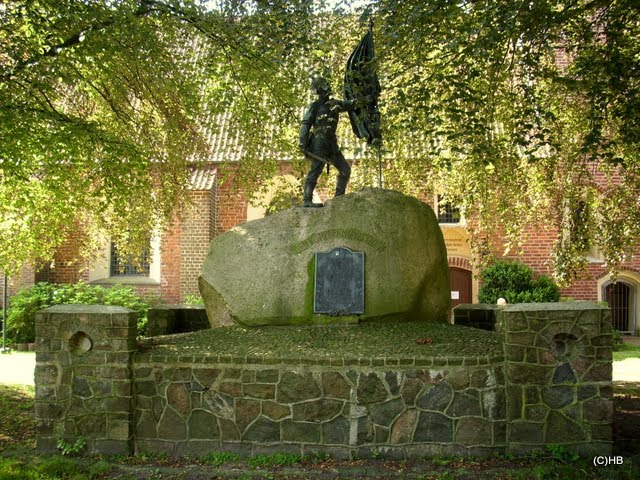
(199, 188, 450, 327)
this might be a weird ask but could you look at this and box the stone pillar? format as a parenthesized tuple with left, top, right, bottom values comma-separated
(35, 305, 137, 455)
(501, 302, 612, 456)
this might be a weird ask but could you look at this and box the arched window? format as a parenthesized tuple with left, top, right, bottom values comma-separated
(436, 195, 462, 224)
(109, 242, 151, 277)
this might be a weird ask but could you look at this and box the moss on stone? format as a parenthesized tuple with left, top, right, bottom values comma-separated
(138, 322, 503, 362)
(305, 256, 315, 319)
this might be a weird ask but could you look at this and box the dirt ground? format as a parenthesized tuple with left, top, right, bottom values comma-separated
(622, 336, 640, 346)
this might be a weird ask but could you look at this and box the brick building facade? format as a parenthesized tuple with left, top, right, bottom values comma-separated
(1, 165, 245, 308)
(436, 208, 640, 335)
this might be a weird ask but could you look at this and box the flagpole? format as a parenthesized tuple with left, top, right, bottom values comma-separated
(344, 16, 382, 189)
(369, 17, 382, 189)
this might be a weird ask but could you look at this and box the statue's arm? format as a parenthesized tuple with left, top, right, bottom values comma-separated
(336, 96, 371, 112)
(298, 103, 316, 151)
(335, 99, 355, 112)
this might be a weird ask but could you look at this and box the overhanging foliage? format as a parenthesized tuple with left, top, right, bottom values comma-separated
(1, 0, 638, 285)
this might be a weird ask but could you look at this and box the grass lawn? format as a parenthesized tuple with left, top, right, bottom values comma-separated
(0, 385, 35, 451)
(1, 383, 639, 479)
(613, 343, 640, 361)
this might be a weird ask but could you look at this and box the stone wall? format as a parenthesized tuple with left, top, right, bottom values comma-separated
(35, 305, 137, 455)
(132, 354, 506, 458)
(34, 302, 612, 458)
(500, 303, 612, 456)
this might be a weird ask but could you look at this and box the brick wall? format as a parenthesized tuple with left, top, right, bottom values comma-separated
(0, 234, 89, 305)
(448, 256, 473, 271)
(179, 191, 216, 299)
(216, 175, 248, 234)
(132, 181, 246, 303)
(47, 235, 87, 284)
(156, 218, 181, 303)
(486, 219, 640, 302)
(487, 223, 560, 277)
(0, 265, 37, 308)
(209, 182, 219, 240)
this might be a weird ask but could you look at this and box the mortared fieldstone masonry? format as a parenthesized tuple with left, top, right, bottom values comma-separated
(35, 305, 137, 455)
(35, 302, 612, 458)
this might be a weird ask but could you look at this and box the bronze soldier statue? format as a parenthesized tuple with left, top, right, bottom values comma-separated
(298, 76, 354, 208)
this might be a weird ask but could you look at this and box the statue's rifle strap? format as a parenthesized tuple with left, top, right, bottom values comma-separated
(303, 150, 330, 164)
(303, 149, 331, 174)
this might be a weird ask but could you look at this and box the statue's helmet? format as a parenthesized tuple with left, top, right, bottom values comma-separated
(311, 76, 331, 95)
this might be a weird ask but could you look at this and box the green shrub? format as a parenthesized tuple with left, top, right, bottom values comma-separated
(183, 294, 204, 305)
(545, 443, 580, 462)
(5, 282, 155, 343)
(57, 436, 87, 456)
(87, 460, 113, 478)
(478, 260, 560, 304)
(201, 451, 242, 467)
(246, 453, 302, 468)
(0, 458, 28, 480)
(612, 329, 624, 351)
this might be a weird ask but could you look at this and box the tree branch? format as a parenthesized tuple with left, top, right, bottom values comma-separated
(5, 1, 155, 79)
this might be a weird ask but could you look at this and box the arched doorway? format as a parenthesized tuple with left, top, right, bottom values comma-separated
(449, 267, 472, 309)
(603, 280, 637, 334)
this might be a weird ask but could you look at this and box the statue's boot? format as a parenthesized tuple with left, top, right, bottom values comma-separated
(335, 175, 349, 197)
(303, 183, 323, 208)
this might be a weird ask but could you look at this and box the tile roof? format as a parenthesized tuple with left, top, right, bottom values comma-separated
(188, 163, 217, 190)
(201, 111, 245, 163)
(199, 105, 374, 165)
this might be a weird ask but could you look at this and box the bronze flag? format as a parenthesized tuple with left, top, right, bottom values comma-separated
(344, 23, 381, 146)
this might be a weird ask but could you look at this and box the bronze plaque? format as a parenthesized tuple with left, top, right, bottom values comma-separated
(314, 247, 364, 315)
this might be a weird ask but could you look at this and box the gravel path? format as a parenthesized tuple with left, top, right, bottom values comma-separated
(613, 358, 640, 382)
(0, 352, 35, 386)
